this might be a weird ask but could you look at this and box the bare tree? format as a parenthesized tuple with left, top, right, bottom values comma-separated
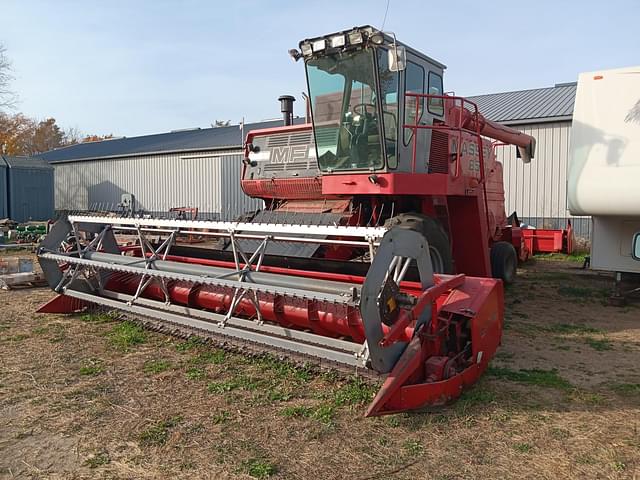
(0, 44, 16, 111)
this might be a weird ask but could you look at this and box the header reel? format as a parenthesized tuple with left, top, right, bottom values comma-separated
(37, 214, 503, 415)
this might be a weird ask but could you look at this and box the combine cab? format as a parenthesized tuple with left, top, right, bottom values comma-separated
(38, 26, 535, 415)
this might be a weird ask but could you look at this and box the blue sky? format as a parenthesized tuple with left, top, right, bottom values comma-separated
(3, 0, 639, 137)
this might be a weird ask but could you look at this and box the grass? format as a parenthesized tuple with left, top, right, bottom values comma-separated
(280, 403, 335, 426)
(108, 321, 146, 350)
(212, 411, 231, 424)
(403, 439, 424, 454)
(488, 367, 573, 390)
(143, 359, 172, 374)
(190, 349, 226, 365)
(311, 404, 335, 426)
(281, 405, 313, 418)
(186, 366, 206, 381)
(611, 383, 640, 396)
(241, 458, 277, 479)
(80, 311, 118, 324)
(547, 323, 603, 335)
(252, 354, 313, 382)
(567, 390, 605, 405)
(557, 286, 594, 298)
(456, 386, 496, 409)
(4, 333, 30, 342)
(79, 359, 104, 376)
(535, 252, 588, 263)
(207, 375, 258, 394)
(175, 337, 204, 352)
(612, 461, 627, 472)
(207, 380, 239, 394)
(333, 377, 376, 406)
(585, 337, 613, 351)
(514, 442, 532, 453)
(139, 416, 182, 447)
(84, 451, 110, 468)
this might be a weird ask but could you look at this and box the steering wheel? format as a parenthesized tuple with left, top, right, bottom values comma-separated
(352, 103, 377, 116)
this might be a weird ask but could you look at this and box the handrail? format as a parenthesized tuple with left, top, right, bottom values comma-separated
(403, 92, 490, 234)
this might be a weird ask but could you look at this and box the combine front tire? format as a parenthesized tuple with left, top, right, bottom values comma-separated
(386, 214, 453, 274)
(490, 241, 517, 284)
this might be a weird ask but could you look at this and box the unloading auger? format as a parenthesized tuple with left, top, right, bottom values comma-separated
(37, 214, 503, 416)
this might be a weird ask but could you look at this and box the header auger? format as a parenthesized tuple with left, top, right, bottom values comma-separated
(38, 26, 533, 415)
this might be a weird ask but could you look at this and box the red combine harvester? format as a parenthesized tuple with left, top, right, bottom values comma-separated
(37, 26, 536, 416)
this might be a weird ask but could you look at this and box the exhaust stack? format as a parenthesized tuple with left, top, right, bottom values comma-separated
(278, 95, 295, 126)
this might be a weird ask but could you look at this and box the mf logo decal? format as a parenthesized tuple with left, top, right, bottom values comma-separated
(269, 145, 308, 164)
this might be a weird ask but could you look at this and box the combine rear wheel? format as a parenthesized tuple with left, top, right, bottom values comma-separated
(385, 213, 453, 274)
(490, 241, 517, 284)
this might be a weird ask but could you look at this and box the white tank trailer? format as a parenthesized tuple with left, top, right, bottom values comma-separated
(568, 65, 640, 300)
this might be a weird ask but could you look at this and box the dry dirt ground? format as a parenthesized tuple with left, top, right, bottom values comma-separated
(1, 254, 639, 479)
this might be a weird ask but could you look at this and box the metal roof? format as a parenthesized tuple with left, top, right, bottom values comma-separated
(467, 83, 577, 125)
(1, 155, 53, 169)
(37, 118, 306, 164)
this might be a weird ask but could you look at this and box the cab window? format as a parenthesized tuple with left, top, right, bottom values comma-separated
(377, 49, 400, 168)
(403, 61, 425, 145)
(427, 71, 444, 116)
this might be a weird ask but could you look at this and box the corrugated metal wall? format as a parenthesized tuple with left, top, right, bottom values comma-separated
(0, 159, 7, 219)
(495, 121, 591, 240)
(8, 166, 55, 222)
(2, 156, 55, 222)
(53, 150, 263, 219)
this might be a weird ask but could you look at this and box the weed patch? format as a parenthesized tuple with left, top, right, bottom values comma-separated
(403, 439, 424, 454)
(535, 253, 587, 263)
(143, 359, 172, 374)
(253, 354, 313, 382)
(84, 451, 110, 468)
(557, 286, 594, 298)
(514, 442, 532, 453)
(79, 359, 104, 376)
(3, 333, 29, 342)
(333, 377, 376, 406)
(80, 311, 118, 324)
(241, 458, 277, 478)
(456, 387, 496, 409)
(207, 380, 239, 394)
(585, 337, 613, 351)
(190, 349, 226, 365)
(281, 405, 313, 418)
(212, 411, 231, 424)
(548, 323, 602, 335)
(281, 403, 335, 425)
(139, 416, 182, 447)
(488, 367, 572, 390)
(108, 321, 145, 350)
(175, 337, 204, 352)
(611, 383, 640, 396)
(186, 367, 206, 381)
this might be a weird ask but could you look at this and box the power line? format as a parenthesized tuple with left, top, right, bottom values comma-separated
(381, 0, 391, 30)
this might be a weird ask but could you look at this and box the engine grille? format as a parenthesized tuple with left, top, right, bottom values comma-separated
(267, 131, 313, 147)
(428, 131, 449, 174)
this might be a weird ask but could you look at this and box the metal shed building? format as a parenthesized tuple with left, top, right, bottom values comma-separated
(36, 120, 303, 220)
(468, 83, 587, 239)
(0, 158, 7, 219)
(1, 155, 55, 223)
